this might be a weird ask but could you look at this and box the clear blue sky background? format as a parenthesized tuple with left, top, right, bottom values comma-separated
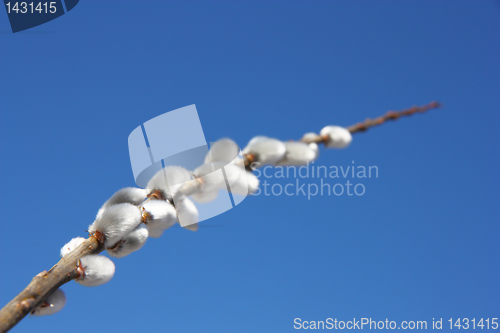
(1, 1, 498, 332)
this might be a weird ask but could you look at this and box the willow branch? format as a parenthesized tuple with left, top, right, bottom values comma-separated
(0, 101, 440, 333)
(0, 237, 104, 333)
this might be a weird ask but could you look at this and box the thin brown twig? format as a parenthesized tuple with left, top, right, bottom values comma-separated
(345, 101, 441, 134)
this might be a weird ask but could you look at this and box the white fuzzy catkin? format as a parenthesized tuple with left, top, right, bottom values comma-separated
(302, 132, 319, 142)
(147, 227, 165, 238)
(223, 163, 249, 186)
(146, 166, 193, 199)
(31, 288, 66, 316)
(274, 141, 319, 166)
(205, 138, 240, 164)
(76, 255, 115, 287)
(191, 189, 219, 203)
(107, 225, 149, 258)
(320, 126, 352, 148)
(309, 142, 319, 157)
(242, 136, 286, 166)
(217, 162, 259, 196)
(96, 187, 148, 219)
(176, 198, 199, 231)
(194, 162, 247, 192)
(60, 237, 86, 258)
(142, 200, 177, 230)
(245, 171, 260, 194)
(88, 203, 142, 248)
(183, 222, 199, 232)
(193, 162, 230, 192)
(230, 170, 259, 196)
(193, 162, 259, 201)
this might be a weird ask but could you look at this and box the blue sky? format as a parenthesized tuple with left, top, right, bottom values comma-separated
(0, 1, 498, 332)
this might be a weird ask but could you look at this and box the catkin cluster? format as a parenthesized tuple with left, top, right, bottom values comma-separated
(32, 125, 351, 316)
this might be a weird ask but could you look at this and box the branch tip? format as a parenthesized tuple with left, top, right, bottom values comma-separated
(346, 101, 441, 134)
